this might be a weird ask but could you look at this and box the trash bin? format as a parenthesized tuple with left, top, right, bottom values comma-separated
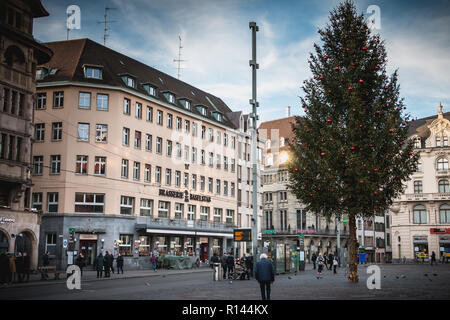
(213, 263, 222, 281)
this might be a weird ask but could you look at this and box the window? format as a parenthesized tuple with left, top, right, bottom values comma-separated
(436, 136, 441, 147)
(176, 117, 182, 131)
(135, 102, 142, 119)
(231, 158, 235, 172)
(213, 208, 222, 222)
(167, 93, 175, 104)
(121, 159, 129, 178)
(437, 158, 449, 171)
(166, 114, 173, 129)
(47, 192, 58, 213)
(231, 136, 236, 149)
(53, 91, 64, 108)
(216, 179, 221, 195)
(201, 150, 205, 165)
(122, 76, 135, 88)
(185, 120, 190, 133)
(123, 98, 131, 115)
(167, 140, 172, 156)
(175, 171, 181, 187)
(122, 128, 130, 146)
(209, 128, 214, 142)
(119, 235, 133, 256)
(94, 156, 106, 175)
(144, 164, 151, 182)
(176, 143, 182, 159)
(52, 122, 63, 141)
(96, 94, 108, 110)
(224, 133, 228, 146)
(156, 137, 162, 154)
(224, 156, 228, 171)
(134, 131, 141, 149)
(216, 154, 221, 169)
(77, 123, 89, 141)
(157, 110, 163, 125)
(175, 203, 184, 219)
(184, 145, 189, 162)
(35, 123, 45, 141)
(192, 122, 197, 136)
(120, 196, 135, 215)
(439, 180, 450, 193)
(209, 152, 213, 167)
(75, 193, 104, 213)
(155, 166, 161, 183)
(280, 210, 287, 230)
(146, 106, 153, 122)
(184, 173, 189, 187)
(416, 161, 422, 172)
(145, 85, 157, 96)
(32, 193, 43, 211)
(279, 191, 287, 201)
(158, 201, 170, 218)
(45, 233, 57, 255)
(231, 182, 235, 197)
(192, 174, 197, 190)
(145, 134, 152, 151)
(208, 178, 213, 193)
(192, 147, 197, 163)
(440, 204, 450, 223)
(187, 205, 196, 220)
(184, 100, 191, 110)
(33, 156, 43, 174)
(50, 155, 61, 174)
(165, 169, 172, 185)
(414, 181, 423, 194)
(84, 67, 102, 79)
(201, 126, 206, 139)
(93, 124, 107, 143)
(413, 205, 427, 224)
(79, 92, 91, 109)
(200, 206, 209, 221)
(138, 236, 150, 256)
(37, 93, 46, 109)
(200, 176, 205, 191)
(216, 131, 221, 144)
(76, 155, 88, 174)
(224, 181, 228, 196)
(444, 137, 449, 147)
(140, 198, 153, 216)
(133, 162, 140, 180)
(226, 210, 234, 224)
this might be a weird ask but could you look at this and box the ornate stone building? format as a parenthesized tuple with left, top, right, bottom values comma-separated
(0, 0, 52, 269)
(391, 104, 450, 263)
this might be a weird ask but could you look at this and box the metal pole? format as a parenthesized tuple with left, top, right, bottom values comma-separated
(249, 21, 259, 270)
(336, 216, 341, 267)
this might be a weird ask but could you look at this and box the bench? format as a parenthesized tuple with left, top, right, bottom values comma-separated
(38, 266, 63, 280)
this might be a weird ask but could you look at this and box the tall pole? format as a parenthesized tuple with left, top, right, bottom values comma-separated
(249, 22, 259, 267)
(336, 216, 341, 267)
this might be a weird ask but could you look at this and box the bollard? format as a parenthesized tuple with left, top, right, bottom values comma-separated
(213, 263, 222, 281)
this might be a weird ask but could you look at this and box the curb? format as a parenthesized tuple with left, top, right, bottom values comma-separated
(0, 268, 213, 290)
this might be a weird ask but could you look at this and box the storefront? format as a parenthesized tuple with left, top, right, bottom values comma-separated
(439, 236, 450, 262)
(412, 236, 428, 261)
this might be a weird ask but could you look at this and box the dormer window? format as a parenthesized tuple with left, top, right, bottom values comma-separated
(163, 92, 176, 104)
(84, 66, 102, 79)
(211, 111, 223, 122)
(121, 75, 135, 88)
(196, 105, 207, 116)
(179, 99, 192, 110)
(143, 84, 157, 97)
(36, 67, 48, 80)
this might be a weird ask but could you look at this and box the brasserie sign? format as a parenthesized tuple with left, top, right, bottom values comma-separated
(159, 189, 211, 203)
(0, 217, 15, 224)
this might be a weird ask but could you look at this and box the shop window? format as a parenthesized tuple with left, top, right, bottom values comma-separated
(138, 236, 150, 256)
(119, 235, 133, 256)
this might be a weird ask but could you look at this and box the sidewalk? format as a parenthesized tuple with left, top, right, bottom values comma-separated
(0, 264, 213, 290)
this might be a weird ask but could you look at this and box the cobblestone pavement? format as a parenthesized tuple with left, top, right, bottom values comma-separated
(0, 264, 449, 300)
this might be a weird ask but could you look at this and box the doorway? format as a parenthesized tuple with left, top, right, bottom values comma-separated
(200, 243, 209, 262)
(14, 232, 33, 256)
(80, 240, 97, 266)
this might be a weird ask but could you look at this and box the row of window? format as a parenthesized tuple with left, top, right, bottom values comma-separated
(263, 171, 289, 185)
(413, 179, 450, 194)
(1, 87, 25, 117)
(264, 191, 288, 203)
(414, 136, 450, 148)
(412, 204, 450, 224)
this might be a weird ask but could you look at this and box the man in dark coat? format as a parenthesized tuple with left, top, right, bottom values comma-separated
(103, 251, 111, 277)
(221, 253, 228, 279)
(96, 253, 104, 278)
(22, 252, 31, 282)
(41, 251, 50, 280)
(226, 253, 235, 279)
(116, 253, 124, 274)
(328, 252, 334, 271)
(311, 253, 317, 270)
(255, 253, 275, 300)
(75, 253, 85, 276)
(246, 255, 254, 280)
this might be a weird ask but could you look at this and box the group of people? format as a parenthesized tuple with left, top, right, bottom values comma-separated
(94, 251, 124, 278)
(212, 252, 254, 280)
(311, 252, 338, 275)
(0, 251, 31, 285)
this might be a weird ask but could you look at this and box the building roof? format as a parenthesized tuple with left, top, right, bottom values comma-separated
(407, 111, 450, 139)
(37, 38, 235, 129)
(258, 116, 297, 142)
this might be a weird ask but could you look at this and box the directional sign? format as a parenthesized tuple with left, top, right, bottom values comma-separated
(233, 228, 251, 242)
(63, 239, 68, 249)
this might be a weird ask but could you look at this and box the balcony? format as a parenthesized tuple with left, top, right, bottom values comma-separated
(136, 216, 236, 233)
(401, 192, 450, 202)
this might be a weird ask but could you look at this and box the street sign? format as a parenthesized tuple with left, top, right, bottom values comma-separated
(298, 233, 304, 237)
(263, 230, 276, 234)
(63, 239, 68, 249)
(233, 228, 251, 242)
(69, 228, 76, 232)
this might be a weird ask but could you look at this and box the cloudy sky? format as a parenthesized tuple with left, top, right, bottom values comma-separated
(35, 0, 450, 123)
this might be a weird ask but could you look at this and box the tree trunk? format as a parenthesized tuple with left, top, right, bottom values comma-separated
(348, 214, 359, 283)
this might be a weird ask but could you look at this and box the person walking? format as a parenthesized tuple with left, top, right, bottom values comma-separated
(41, 251, 50, 280)
(210, 252, 219, 269)
(333, 256, 338, 274)
(328, 252, 334, 271)
(9, 253, 16, 284)
(431, 251, 437, 266)
(75, 253, 85, 276)
(151, 254, 158, 272)
(311, 253, 317, 270)
(104, 251, 111, 277)
(255, 253, 275, 300)
(221, 253, 228, 279)
(226, 252, 235, 279)
(116, 253, 124, 274)
(317, 254, 324, 275)
(109, 252, 115, 275)
(22, 252, 30, 282)
(245, 254, 253, 280)
(96, 253, 104, 278)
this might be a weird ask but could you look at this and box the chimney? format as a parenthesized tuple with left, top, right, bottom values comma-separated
(286, 106, 291, 117)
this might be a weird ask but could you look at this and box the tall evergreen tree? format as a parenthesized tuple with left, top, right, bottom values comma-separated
(288, 1, 419, 282)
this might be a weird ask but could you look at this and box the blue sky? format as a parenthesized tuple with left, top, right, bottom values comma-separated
(35, 0, 450, 123)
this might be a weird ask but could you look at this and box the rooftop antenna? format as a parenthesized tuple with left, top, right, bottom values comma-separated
(173, 36, 186, 79)
(97, 7, 117, 46)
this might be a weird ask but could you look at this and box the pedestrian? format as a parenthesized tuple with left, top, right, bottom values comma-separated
(311, 252, 317, 270)
(109, 252, 115, 275)
(9, 253, 16, 284)
(328, 252, 334, 271)
(431, 251, 436, 266)
(221, 253, 228, 279)
(333, 256, 338, 274)
(245, 254, 253, 280)
(317, 254, 324, 275)
(41, 251, 50, 280)
(210, 252, 219, 269)
(0, 251, 9, 285)
(75, 253, 85, 276)
(116, 253, 124, 274)
(255, 253, 275, 300)
(15, 252, 24, 283)
(96, 253, 104, 278)
(151, 254, 158, 272)
(226, 252, 235, 279)
(22, 252, 30, 282)
(104, 251, 111, 277)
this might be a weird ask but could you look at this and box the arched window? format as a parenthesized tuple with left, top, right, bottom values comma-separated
(440, 204, 450, 223)
(437, 158, 449, 171)
(4, 45, 25, 67)
(414, 181, 423, 194)
(439, 180, 450, 193)
(413, 205, 427, 224)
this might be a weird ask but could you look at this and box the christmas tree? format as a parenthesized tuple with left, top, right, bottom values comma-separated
(288, 1, 419, 282)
